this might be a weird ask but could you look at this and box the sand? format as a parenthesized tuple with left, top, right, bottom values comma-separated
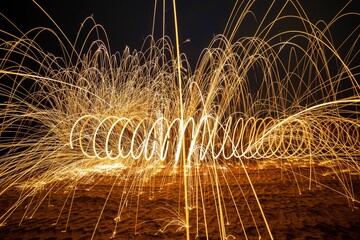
(0, 165, 359, 240)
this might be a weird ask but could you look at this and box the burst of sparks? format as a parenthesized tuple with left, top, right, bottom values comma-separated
(0, 1, 359, 239)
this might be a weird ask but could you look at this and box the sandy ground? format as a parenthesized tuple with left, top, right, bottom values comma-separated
(0, 164, 359, 240)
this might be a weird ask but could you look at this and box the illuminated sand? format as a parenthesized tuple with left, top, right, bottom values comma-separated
(0, 164, 359, 239)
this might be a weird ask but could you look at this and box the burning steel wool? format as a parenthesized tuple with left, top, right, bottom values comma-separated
(0, 0, 359, 239)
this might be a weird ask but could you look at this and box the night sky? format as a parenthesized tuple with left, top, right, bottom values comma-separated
(1, 1, 359, 68)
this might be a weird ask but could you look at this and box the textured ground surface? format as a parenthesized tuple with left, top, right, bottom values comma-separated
(1, 165, 359, 240)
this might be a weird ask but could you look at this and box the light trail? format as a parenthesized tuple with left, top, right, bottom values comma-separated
(70, 103, 360, 163)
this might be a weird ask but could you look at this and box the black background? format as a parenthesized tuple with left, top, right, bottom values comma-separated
(1, 0, 358, 69)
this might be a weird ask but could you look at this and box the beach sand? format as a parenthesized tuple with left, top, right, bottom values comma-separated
(0, 164, 359, 239)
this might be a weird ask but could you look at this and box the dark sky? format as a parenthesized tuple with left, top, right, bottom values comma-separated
(1, 0, 358, 68)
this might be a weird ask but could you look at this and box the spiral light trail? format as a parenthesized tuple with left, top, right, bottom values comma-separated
(70, 101, 360, 163)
